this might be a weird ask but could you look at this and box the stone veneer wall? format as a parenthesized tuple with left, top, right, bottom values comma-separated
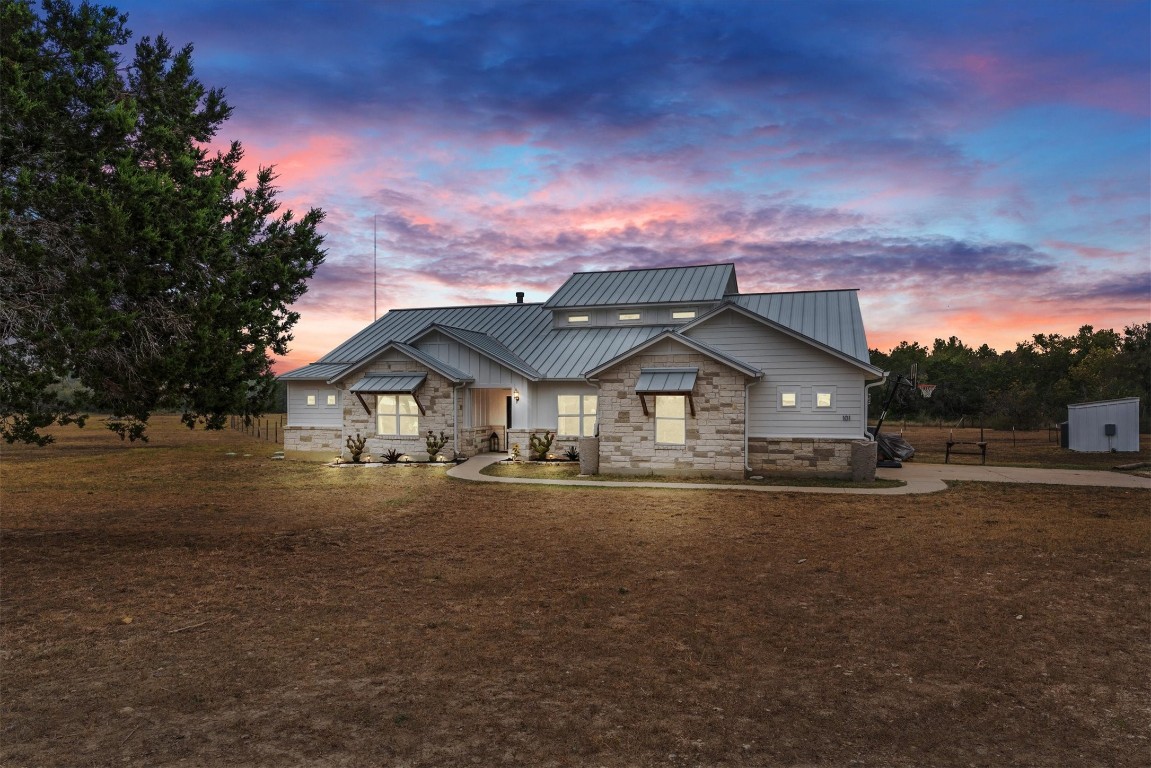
(334, 361, 466, 461)
(595, 350, 752, 478)
(284, 427, 343, 461)
(747, 437, 859, 478)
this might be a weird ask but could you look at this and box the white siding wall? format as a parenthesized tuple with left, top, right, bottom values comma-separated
(686, 312, 870, 439)
(286, 382, 343, 427)
(416, 332, 517, 386)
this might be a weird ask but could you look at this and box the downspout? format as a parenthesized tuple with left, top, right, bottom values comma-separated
(744, 380, 756, 473)
(865, 374, 890, 439)
(453, 382, 466, 454)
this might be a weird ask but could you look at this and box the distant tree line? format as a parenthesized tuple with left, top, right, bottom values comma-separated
(869, 323, 1151, 431)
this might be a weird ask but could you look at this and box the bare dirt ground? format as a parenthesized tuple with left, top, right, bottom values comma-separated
(2, 417, 1148, 767)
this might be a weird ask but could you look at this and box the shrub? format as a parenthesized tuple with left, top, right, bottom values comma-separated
(529, 431, 554, 460)
(345, 432, 367, 463)
(425, 430, 449, 460)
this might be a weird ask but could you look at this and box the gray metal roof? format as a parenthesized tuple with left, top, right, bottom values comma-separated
(635, 368, 698, 393)
(349, 373, 427, 393)
(391, 342, 474, 383)
(290, 266, 875, 384)
(543, 263, 738, 309)
(728, 290, 873, 364)
(422, 324, 541, 380)
(278, 362, 353, 381)
(315, 302, 670, 380)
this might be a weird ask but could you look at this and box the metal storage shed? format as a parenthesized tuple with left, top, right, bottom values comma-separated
(1067, 397, 1140, 452)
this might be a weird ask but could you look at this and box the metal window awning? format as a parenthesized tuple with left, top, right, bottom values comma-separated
(348, 373, 427, 415)
(635, 367, 697, 417)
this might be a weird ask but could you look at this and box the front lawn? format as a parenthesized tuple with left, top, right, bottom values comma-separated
(2, 417, 1147, 767)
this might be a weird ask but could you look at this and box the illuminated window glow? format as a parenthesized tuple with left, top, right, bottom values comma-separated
(377, 394, 420, 436)
(557, 394, 598, 437)
(655, 395, 686, 444)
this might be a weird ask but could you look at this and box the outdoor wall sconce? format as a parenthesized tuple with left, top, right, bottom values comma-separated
(513, 388, 520, 402)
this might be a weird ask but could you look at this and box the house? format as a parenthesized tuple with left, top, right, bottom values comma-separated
(279, 263, 886, 478)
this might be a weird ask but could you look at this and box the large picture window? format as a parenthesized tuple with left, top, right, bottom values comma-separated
(557, 394, 598, 437)
(655, 395, 686, 444)
(377, 394, 420, 436)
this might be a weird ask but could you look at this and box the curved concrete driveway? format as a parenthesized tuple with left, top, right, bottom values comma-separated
(447, 453, 1151, 495)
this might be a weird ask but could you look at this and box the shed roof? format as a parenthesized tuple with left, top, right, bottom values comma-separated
(543, 263, 738, 309)
(635, 368, 699, 393)
(349, 373, 427, 394)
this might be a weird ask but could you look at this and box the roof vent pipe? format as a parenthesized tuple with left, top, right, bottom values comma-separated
(515, 291, 524, 303)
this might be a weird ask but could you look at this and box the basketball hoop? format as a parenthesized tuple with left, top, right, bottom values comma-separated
(918, 383, 936, 399)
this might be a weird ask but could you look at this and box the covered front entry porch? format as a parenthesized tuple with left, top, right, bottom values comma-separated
(467, 387, 514, 454)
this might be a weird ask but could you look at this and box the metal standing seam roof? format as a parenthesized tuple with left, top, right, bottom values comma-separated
(348, 373, 427, 393)
(635, 368, 699, 393)
(421, 324, 541, 380)
(390, 342, 474, 383)
(276, 362, 354, 381)
(729, 290, 872, 365)
(279, 268, 876, 383)
(543, 263, 739, 309)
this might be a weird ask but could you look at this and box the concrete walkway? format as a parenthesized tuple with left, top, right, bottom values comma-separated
(447, 453, 1151, 495)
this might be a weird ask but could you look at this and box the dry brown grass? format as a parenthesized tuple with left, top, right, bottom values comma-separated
(2, 417, 1149, 767)
(879, 424, 1151, 470)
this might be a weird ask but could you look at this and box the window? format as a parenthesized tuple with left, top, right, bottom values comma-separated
(815, 387, 836, 410)
(377, 394, 420, 436)
(557, 394, 597, 437)
(618, 311, 641, 321)
(567, 314, 589, 324)
(655, 395, 686, 444)
(671, 310, 696, 320)
(779, 390, 797, 408)
(326, 393, 338, 406)
(305, 391, 317, 406)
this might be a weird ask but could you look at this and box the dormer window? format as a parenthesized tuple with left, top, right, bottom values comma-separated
(567, 314, 589, 324)
(618, 311, 641, 322)
(671, 310, 696, 320)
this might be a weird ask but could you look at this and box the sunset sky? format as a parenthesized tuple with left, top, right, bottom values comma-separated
(110, 0, 1150, 372)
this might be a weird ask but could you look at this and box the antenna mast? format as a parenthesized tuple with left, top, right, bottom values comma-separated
(373, 214, 378, 321)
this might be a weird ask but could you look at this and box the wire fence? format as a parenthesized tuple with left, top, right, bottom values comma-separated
(229, 414, 286, 444)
